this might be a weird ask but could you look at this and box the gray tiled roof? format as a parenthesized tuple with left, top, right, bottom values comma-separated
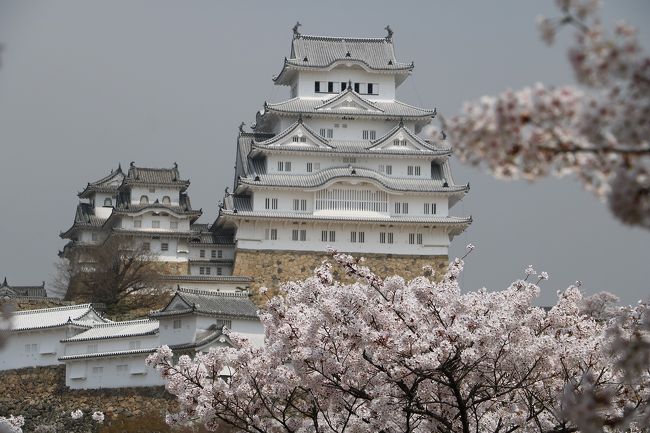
(61, 319, 159, 342)
(113, 203, 201, 216)
(11, 304, 107, 332)
(151, 288, 259, 320)
(78, 166, 125, 198)
(220, 208, 472, 228)
(235, 132, 274, 181)
(0, 278, 47, 298)
(263, 96, 434, 119)
(59, 347, 156, 361)
(250, 121, 450, 157)
(111, 228, 196, 238)
(158, 275, 252, 283)
(60, 203, 106, 239)
(274, 34, 413, 84)
(237, 166, 468, 193)
(123, 163, 190, 188)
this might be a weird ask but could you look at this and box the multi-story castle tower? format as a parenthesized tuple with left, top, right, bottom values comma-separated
(217, 26, 471, 289)
(61, 163, 237, 278)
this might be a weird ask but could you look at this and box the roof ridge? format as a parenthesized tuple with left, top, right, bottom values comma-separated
(178, 287, 250, 298)
(91, 318, 155, 328)
(13, 303, 93, 315)
(297, 34, 390, 43)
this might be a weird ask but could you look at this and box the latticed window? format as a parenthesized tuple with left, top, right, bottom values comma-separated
(315, 188, 388, 212)
(424, 203, 437, 215)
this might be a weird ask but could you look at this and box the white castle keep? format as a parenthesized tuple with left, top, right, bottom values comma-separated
(217, 25, 470, 258)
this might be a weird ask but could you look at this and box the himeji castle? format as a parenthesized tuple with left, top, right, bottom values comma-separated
(216, 25, 471, 289)
(60, 163, 239, 279)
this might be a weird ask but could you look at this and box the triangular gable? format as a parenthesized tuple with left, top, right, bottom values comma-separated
(255, 120, 333, 149)
(315, 88, 384, 113)
(162, 293, 193, 312)
(367, 124, 437, 152)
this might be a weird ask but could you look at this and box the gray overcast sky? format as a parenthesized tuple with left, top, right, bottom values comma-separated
(0, 1, 648, 305)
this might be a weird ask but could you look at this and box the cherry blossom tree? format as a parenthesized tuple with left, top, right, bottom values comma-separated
(439, 0, 650, 228)
(147, 248, 649, 432)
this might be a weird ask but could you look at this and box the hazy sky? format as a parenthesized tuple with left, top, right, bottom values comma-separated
(0, 1, 648, 305)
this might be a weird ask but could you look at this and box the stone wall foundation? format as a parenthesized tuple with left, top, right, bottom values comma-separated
(233, 249, 448, 301)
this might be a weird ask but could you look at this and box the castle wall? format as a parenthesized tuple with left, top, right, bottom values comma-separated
(233, 248, 448, 300)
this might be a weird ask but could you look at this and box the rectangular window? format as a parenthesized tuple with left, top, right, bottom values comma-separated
(265, 198, 278, 210)
(152, 220, 160, 228)
(142, 242, 150, 252)
(270, 229, 278, 240)
(293, 199, 307, 211)
(170, 221, 178, 229)
(368, 83, 379, 95)
(319, 128, 325, 137)
(161, 242, 169, 251)
(315, 81, 320, 92)
(424, 203, 437, 215)
(314, 162, 321, 171)
(292, 229, 306, 241)
(350, 231, 357, 243)
(354, 82, 360, 93)
(409, 233, 416, 245)
(394, 202, 401, 214)
(386, 165, 392, 175)
(148, 187, 156, 193)
(329, 231, 336, 242)
(91, 232, 99, 241)
(211, 250, 216, 259)
(407, 166, 413, 175)
(285, 161, 292, 172)
(129, 341, 141, 350)
(403, 203, 409, 214)
(415, 166, 421, 176)
(388, 233, 394, 244)
(359, 231, 365, 243)
(134, 220, 142, 228)
(199, 266, 205, 275)
(326, 129, 333, 138)
(200, 249, 205, 258)
(328, 81, 334, 92)
(277, 161, 284, 172)
(25, 343, 38, 353)
(306, 162, 313, 172)
(379, 232, 386, 244)
(217, 267, 223, 275)
(341, 81, 347, 91)
(173, 319, 182, 329)
(92, 367, 103, 375)
(217, 249, 223, 258)
(321, 230, 328, 242)
(417, 234, 423, 245)
(205, 267, 211, 275)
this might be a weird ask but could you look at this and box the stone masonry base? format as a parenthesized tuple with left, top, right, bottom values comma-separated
(233, 249, 448, 301)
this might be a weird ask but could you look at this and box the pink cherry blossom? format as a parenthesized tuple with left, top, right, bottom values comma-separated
(147, 250, 649, 432)
(442, 0, 650, 229)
